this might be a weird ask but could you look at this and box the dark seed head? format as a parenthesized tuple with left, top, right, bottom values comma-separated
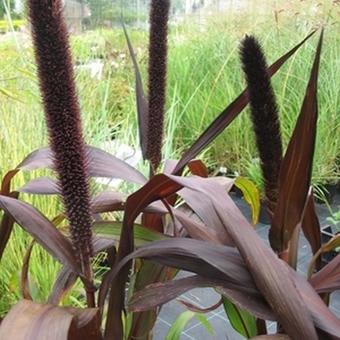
(240, 36, 283, 213)
(146, 0, 170, 171)
(28, 0, 93, 265)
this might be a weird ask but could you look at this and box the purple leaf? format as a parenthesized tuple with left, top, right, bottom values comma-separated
(270, 31, 323, 252)
(0, 195, 81, 276)
(16, 145, 147, 185)
(128, 275, 274, 321)
(122, 22, 148, 159)
(19, 177, 59, 195)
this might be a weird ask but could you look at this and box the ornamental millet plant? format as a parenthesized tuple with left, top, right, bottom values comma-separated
(28, 0, 95, 306)
(1, 0, 338, 338)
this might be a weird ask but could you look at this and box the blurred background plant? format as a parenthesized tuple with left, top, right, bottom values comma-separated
(0, 0, 339, 318)
(327, 209, 340, 230)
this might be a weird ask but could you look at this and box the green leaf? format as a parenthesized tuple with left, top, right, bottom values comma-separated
(166, 311, 195, 340)
(166, 311, 214, 340)
(0, 87, 20, 101)
(222, 297, 257, 338)
(195, 313, 215, 335)
(235, 177, 260, 224)
(93, 221, 168, 247)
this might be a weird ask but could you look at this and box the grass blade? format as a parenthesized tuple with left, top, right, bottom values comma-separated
(122, 22, 148, 159)
(223, 297, 257, 338)
(270, 31, 324, 252)
(166, 311, 214, 340)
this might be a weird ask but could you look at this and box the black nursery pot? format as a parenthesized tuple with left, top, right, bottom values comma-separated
(315, 183, 339, 204)
(321, 225, 339, 265)
(259, 202, 271, 225)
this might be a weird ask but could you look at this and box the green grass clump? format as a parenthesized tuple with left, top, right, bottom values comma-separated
(0, 19, 25, 33)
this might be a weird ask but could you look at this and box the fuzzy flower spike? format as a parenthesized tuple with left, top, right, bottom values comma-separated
(146, 0, 170, 172)
(240, 36, 283, 214)
(28, 0, 93, 282)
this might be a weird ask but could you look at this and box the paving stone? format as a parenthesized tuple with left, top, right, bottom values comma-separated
(153, 318, 171, 339)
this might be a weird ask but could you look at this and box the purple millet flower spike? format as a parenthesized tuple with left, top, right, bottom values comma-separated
(28, 0, 93, 271)
(146, 0, 170, 171)
(240, 36, 283, 214)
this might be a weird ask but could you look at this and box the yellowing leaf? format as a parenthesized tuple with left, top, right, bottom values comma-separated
(321, 234, 340, 253)
(235, 177, 260, 224)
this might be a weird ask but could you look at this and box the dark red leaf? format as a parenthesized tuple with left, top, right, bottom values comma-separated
(187, 160, 209, 177)
(128, 275, 274, 320)
(301, 193, 321, 269)
(103, 175, 190, 340)
(181, 177, 318, 338)
(0, 170, 19, 195)
(16, 145, 147, 185)
(172, 30, 316, 175)
(178, 186, 234, 245)
(122, 22, 148, 159)
(21, 241, 35, 300)
(48, 266, 78, 305)
(48, 237, 115, 305)
(270, 31, 323, 252)
(124, 174, 319, 338)
(0, 195, 81, 276)
(127, 262, 171, 339)
(174, 209, 227, 244)
(67, 307, 102, 340)
(177, 297, 223, 314)
(0, 300, 102, 340)
(310, 255, 340, 293)
(0, 172, 19, 262)
(107, 236, 340, 337)
(91, 191, 126, 214)
(17, 147, 53, 170)
(293, 270, 340, 337)
(87, 146, 147, 185)
(19, 177, 59, 195)
(99, 238, 260, 311)
(0, 191, 19, 262)
(141, 212, 164, 233)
